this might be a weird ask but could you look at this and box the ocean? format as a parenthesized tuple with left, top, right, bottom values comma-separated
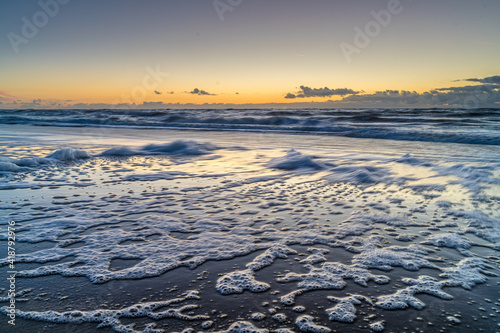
(1, 108, 500, 145)
(0, 108, 499, 333)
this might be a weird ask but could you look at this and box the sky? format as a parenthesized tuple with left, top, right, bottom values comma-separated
(0, 0, 499, 109)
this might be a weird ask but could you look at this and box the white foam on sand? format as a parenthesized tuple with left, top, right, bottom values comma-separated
(214, 321, 269, 333)
(0, 290, 206, 333)
(0, 288, 33, 302)
(325, 295, 372, 323)
(3, 211, 349, 284)
(421, 233, 472, 250)
(278, 262, 389, 292)
(440, 258, 489, 289)
(250, 312, 266, 321)
(376, 258, 490, 310)
(7, 215, 283, 283)
(295, 315, 331, 333)
(299, 248, 329, 265)
(274, 328, 295, 333)
(1, 141, 498, 332)
(246, 245, 297, 271)
(353, 244, 437, 272)
(446, 209, 500, 244)
(375, 275, 453, 310)
(217, 245, 296, 295)
(369, 320, 386, 332)
(216, 269, 270, 295)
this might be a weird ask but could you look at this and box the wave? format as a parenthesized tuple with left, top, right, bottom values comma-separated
(0, 140, 217, 173)
(1, 108, 499, 145)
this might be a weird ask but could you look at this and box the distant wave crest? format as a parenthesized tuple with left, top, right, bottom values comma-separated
(1, 108, 499, 145)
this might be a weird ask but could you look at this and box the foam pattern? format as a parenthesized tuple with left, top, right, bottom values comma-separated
(216, 269, 270, 295)
(0, 291, 205, 333)
(0, 144, 498, 332)
(422, 233, 472, 250)
(278, 262, 390, 291)
(214, 321, 269, 333)
(246, 245, 297, 271)
(295, 315, 331, 333)
(369, 320, 385, 332)
(353, 244, 437, 271)
(376, 276, 452, 310)
(326, 295, 371, 323)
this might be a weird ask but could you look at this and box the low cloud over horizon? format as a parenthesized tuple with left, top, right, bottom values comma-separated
(340, 86, 499, 108)
(462, 75, 500, 85)
(1, 75, 499, 110)
(284, 86, 359, 99)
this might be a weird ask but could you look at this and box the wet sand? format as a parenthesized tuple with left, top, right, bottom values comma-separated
(1, 125, 499, 332)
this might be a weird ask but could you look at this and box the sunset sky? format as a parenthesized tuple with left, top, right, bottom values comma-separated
(1, 0, 499, 108)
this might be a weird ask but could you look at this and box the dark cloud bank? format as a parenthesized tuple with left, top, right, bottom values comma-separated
(2, 76, 499, 110)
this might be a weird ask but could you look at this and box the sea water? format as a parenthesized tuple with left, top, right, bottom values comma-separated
(0, 108, 499, 332)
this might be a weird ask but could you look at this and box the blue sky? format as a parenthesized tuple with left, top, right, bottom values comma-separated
(1, 0, 499, 108)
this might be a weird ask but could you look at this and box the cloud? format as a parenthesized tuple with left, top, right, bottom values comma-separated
(435, 85, 499, 93)
(5, 98, 67, 109)
(284, 85, 359, 99)
(189, 88, 215, 96)
(0, 90, 17, 103)
(281, 76, 500, 107)
(142, 101, 167, 107)
(341, 90, 425, 105)
(154, 90, 162, 95)
(462, 75, 500, 85)
(2, 74, 500, 109)
(341, 85, 500, 107)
